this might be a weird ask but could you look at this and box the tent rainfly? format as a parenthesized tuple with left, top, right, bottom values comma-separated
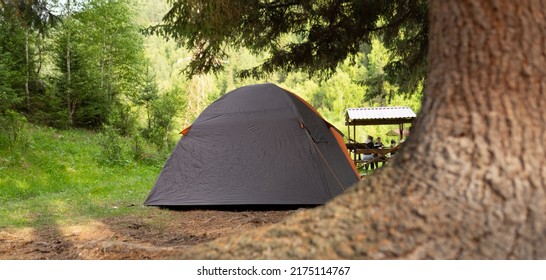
(145, 83, 360, 206)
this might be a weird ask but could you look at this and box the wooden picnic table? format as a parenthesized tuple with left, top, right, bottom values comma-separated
(345, 143, 401, 167)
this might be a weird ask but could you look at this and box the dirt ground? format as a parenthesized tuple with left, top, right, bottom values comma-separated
(0, 208, 298, 259)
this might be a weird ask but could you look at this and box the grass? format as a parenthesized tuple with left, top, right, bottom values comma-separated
(0, 125, 165, 229)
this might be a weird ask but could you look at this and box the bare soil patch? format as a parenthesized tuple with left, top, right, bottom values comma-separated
(0, 208, 297, 259)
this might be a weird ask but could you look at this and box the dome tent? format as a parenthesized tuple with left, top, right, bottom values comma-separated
(145, 83, 359, 206)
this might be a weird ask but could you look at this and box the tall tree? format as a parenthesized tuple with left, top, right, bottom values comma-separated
(0, 8, 25, 113)
(170, 0, 545, 259)
(0, 0, 56, 111)
(138, 65, 159, 132)
(151, 86, 185, 149)
(148, 0, 427, 98)
(78, 0, 145, 103)
(52, 0, 146, 128)
(64, 0, 74, 126)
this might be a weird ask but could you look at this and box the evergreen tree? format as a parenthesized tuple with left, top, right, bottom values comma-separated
(148, 0, 427, 97)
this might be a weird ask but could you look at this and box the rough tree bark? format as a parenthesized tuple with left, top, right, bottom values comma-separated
(173, 0, 546, 259)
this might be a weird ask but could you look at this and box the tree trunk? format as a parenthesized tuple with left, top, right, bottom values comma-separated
(146, 102, 152, 130)
(108, 45, 114, 104)
(164, 121, 170, 149)
(101, 30, 105, 91)
(25, 28, 30, 111)
(36, 33, 43, 75)
(66, 0, 74, 127)
(175, 0, 546, 259)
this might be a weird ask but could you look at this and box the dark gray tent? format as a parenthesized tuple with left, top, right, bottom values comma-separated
(145, 83, 359, 206)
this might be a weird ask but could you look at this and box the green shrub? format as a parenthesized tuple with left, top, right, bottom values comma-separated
(110, 103, 138, 137)
(1, 110, 26, 149)
(140, 126, 165, 149)
(132, 132, 168, 166)
(132, 133, 145, 161)
(0, 110, 32, 163)
(98, 126, 128, 166)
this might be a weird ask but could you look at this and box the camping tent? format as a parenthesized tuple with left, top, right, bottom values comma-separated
(145, 83, 359, 206)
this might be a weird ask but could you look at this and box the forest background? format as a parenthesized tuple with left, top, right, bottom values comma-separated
(0, 0, 422, 227)
(0, 0, 422, 157)
(0, 0, 421, 232)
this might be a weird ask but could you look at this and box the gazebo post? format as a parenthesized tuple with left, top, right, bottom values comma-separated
(353, 124, 357, 162)
(345, 106, 416, 162)
(347, 123, 353, 162)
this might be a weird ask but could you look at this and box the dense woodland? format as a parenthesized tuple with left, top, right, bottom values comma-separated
(0, 0, 422, 165)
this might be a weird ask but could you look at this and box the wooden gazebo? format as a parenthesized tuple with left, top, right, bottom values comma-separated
(345, 106, 416, 143)
(345, 106, 417, 167)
